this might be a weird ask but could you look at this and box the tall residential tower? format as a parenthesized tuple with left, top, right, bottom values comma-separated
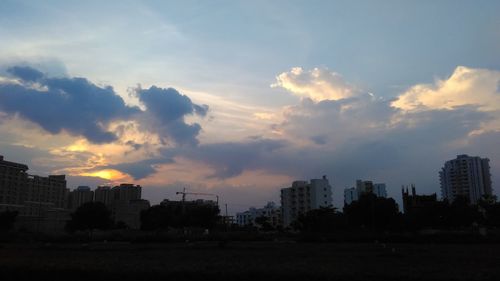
(439, 154, 492, 204)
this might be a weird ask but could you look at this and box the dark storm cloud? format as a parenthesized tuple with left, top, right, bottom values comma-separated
(0, 66, 208, 145)
(7, 66, 44, 82)
(107, 138, 287, 180)
(136, 86, 209, 146)
(108, 157, 173, 180)
(0, 66, 140, 143)
(171, 138, 287, 179)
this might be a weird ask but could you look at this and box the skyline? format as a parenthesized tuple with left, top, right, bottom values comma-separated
(1, 1, 500, 213)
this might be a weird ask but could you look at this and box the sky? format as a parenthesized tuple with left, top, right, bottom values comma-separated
(1, 0, 500, 214)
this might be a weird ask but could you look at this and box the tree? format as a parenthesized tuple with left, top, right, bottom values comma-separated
(343, 193, 401, 231)
(140, 202, 220, 231)
(66, 202, 112, 236)
(0, 210, 18, 232)
(297, 207, 347, 233)
(255, 215, 274, 231)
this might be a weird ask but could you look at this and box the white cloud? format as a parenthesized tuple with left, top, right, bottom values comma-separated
(392, 66, 500, 112)
(272, 67, 357, 101)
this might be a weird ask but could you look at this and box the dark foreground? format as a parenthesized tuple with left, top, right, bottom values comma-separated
(1, 242, 499, 281)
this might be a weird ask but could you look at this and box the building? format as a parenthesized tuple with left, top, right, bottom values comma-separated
(281, 176, 333, 227)
(114, 199, 150, 229)
(0, 155, 29, 205)
(112, 183, 141, 202)
(68, 186, 94, 210)
(439, 154, 493, 204)
(0, 155, 69, 209)
(344, 187, 358, 206)
(401, 184, 438, 214)
(94, 186, 113, 206)
(0, 156, 71, 233)
(344, 179, 387, 205)
(236, 201, 282, 228)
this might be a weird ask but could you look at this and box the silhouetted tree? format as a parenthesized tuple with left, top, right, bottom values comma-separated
(141, 205, 172, 231)
(255, 215, 274, 231)
(0, 210, 18, 232)
(403, 201, 449, 231)
(66, 202, 112, 236)
(343, 193, 401, 231)
(141, 203, 220, 231)
(297, 207, 347, 233)
(446, 196, 481, 228)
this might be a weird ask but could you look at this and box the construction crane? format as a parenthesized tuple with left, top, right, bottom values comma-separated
(176, 188, 219, 205)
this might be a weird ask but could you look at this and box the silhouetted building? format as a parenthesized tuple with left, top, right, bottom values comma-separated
(281, 176, 333, 227)
(114, 199, 150, 229)
(68, 186, 94, 210)
(109, 184, 143, 227)
(0, 155, 29, 205)
(112, 183, 141, 202)
(344, 179, 387, 205)
(402, 184, 438, 214)
(25, 175, 68, 208)
(94, 185, 112, 206)
(236, 201, 282, 228)
(440, 154, 492, 204)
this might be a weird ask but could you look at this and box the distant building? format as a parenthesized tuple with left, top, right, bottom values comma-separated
(94, 186, 113, 206)
(401, 184, 438, 214)
(112, 183, 141, 202)
(0, 155, 69, 208)
(114, 199, 150, 229)
(0, 156, 70, 233)
(68, 186, 94, 210)
(281, 176, 333, 227)
(344, 179, 387, 205)
(0, 155, 29, 205)
(344, 187, 358, 206)
(236, 202, 282, 228)
(439, 154, 493, 204)
(109, 184, 144, 229)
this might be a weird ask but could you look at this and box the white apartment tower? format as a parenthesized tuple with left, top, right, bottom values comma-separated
(440, 154, 492, 204)
(281, 176, 333, 227)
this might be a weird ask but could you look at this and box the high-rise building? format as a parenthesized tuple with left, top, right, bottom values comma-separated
(68, 186, 94, 210)
(439, 154, 492, 204)
(0, 155, 28, 205)
(112, 183, 141, 202)
(344, 179, 387, 206)
(281, 176, 332, 227)
(94, 186, 112, 206)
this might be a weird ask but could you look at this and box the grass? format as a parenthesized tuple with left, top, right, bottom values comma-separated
(1, 241, 499, 280)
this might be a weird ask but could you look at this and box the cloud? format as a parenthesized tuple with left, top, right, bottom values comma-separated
(135, 86, 209, 146)
(0, 66, 140, 143)
(392, 66, 500, 112)
(0, 66, 209, 147)
(7, 66, 44, 82)
(272, 67, 357, 101)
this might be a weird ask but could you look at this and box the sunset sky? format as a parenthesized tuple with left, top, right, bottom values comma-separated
(1, 1, 499, 213)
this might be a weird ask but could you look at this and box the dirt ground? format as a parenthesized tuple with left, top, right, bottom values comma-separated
(0, 241, 499, 280)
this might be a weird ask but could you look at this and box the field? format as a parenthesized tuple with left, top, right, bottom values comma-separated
(1, 241, 499, 280)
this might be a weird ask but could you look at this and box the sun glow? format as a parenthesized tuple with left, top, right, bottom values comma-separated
(81, 169, 127, 181)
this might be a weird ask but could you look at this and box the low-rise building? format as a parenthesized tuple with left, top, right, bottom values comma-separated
(236, 201, 282, 228)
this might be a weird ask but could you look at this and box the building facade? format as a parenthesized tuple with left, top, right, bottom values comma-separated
(344, 179, 387, 206)
(236, 201, 282, 228)
(281, 176, 333, 227)
(401, 184, 438, 214)
(68, 186, 94, 210)
(439, 154, 492, 204)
